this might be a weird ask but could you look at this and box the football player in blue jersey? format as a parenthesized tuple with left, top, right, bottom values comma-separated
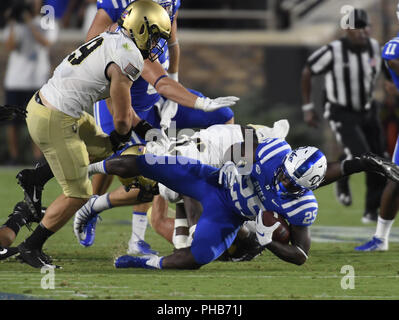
(355, 3, 399, 252)
(84, 131, 399, 269)
(87, 0, 236, 256)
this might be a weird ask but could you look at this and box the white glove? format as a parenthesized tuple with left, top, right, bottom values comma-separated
(194, 96, 240, 112)
(159, 99, 178, 129)
(218, 161, 240, 189)
(73, 197, 100, 244)
(255, 211, 280, 246)
(145, 128, 171, 155)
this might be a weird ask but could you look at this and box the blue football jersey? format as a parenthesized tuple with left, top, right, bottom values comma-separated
(382, 34, 399, 89)
(96, 0, 180, 110)
(229, 138, 319, 226)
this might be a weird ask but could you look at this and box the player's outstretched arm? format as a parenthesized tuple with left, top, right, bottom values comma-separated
(141, 59, 239, 111)
(264, 225, 310, 266)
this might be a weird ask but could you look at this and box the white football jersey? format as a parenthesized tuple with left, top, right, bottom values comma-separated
(40, 31, 143, 118)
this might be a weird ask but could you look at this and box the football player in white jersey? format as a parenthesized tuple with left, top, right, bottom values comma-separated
(12, 0, 173, 268)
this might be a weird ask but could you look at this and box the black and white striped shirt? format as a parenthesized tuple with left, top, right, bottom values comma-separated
(307, 37, 381, 112)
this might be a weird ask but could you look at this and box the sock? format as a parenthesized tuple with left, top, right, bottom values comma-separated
(173, 218, 189, 249)
(34, 161, 54, 186)
(3, 214, 25, 235)
(23, 223, 54, 250)
(146, 255, 163, 269)
(88, 161, 107, 175)
(375, 216, 395, 241)
(131, 211, 148, 242)
(92, 193, 112, 213)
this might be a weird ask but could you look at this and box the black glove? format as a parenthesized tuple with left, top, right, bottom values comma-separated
(133, 119, 153, 140)
(109, 128, 132, 153)
(0, 104, 27, 122)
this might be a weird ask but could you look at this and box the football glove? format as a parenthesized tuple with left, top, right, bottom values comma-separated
(109, 128, 132, 153)
(255, 212, 280, 246)
(0, 104, 27, 122)
(218, 161, 240, 189)
(194, 96, 239, 112)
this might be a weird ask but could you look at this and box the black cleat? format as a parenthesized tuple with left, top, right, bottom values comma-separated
(7, 201, 43, 231)
(16, 243, 58, 269)
(0, 247, 19, 261)
(361, 153, 399, 183)
(16, 168, 44, 221)
(335, 176, 352, 206)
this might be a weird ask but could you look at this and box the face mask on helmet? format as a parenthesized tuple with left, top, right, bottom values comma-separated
(118, 1, 171, 61)
(397, 2, 399, 23)
(274, 147, 327, 198)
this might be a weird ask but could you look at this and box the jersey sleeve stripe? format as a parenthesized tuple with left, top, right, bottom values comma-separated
(258, 138, 283, 157)
(260, 144, 291, 164)
(286, 202, 318, 217)
(282, 195, 316, 209)
(111, 0, 119, 8)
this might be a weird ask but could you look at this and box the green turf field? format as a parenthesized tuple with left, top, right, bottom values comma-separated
(0, 167, 398, 300)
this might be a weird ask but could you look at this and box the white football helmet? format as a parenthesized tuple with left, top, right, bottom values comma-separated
(275, 146, 327, 198)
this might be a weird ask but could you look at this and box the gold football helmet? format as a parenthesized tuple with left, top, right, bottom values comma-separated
(117, 145, 158, 194)
(118, 0, 171, 61)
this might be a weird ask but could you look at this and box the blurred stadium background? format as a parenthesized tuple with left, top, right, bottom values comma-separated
(0, 0, 398, 164)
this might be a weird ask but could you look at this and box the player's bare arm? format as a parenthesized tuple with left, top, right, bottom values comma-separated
(107, 63, 137, 134)
(301, 65, 319, 128)
(141, 59, 198, 107)
(86, 9, 114, 41)
(167, 12, 180, 75)
(265, 225, 310, 266)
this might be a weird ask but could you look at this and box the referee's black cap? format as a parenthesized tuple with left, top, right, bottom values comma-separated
(351, 8, 369, 29)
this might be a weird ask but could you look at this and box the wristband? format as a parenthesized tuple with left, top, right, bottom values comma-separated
(134, 119, 153, 139)
(301, 103, 315, 112)
(194, 97, 205, 109)
(168, 72, 178, 82)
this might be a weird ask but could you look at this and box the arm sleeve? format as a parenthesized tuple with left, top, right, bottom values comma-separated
(306, 45, 333, 75)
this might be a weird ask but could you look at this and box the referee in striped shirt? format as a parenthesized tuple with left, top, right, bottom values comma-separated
(301, 8, 386, 223)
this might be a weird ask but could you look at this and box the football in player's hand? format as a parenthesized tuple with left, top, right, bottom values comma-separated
(262, 211, 290, 244)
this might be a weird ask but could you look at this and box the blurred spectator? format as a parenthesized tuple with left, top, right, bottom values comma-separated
(3, 0, 58, 165)
(40, 0, 79, 28)
(81, 0, 98, 34)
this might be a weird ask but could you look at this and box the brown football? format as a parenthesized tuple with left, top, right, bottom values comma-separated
(261, 210, 290, 244)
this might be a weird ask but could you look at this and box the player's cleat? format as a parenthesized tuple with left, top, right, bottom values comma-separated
(16, 243, 58, 268)
(73, 195, 101, 247)
(354, 236, 388, 251)
(335, 176, 352, 206)
(114, 255, 159, 269)
(16, 167, 44, 222)
(127, 239, 158, 255)
(361, 211, 378, 224)
(7, 201, 43, 231)
(0, 247, 19, 261)
(361, 153, 399, 183)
